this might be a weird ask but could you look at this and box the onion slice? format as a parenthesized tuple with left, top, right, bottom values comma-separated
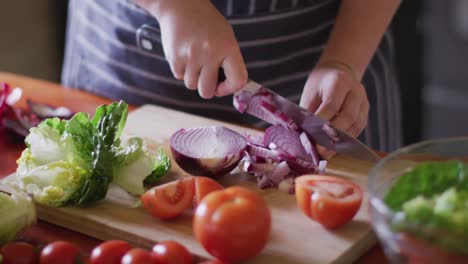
(170, 126, 247, 178)
(264, 125, 311, 162)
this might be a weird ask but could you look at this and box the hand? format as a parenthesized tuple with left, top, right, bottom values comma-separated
(151, 0, 248, 99)
(299, 65, 369, 138)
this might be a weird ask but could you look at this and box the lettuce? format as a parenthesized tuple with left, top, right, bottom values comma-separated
(15, 101, 169, 206)
(0, 192, 36, 245)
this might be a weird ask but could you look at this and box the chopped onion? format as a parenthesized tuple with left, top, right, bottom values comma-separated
(246, 144, 279, 162)
(264, 125, 311, 162)
(318, 160, 328, 172)
(278, 177, 295, 194)
(27, 100, 73, 119)
(299, 132, 320, 166)
(170, 126, 247, 178)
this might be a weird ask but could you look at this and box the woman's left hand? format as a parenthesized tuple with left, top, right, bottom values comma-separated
(299, 65, 369, 138)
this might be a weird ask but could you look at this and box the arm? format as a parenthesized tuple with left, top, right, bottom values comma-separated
(300, 0, 400, 138)
(318, 0, 401, 79)
(133, 0, 248, 98)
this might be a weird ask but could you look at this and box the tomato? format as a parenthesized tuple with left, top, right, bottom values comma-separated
(90, 240, 132, 264)
(151, 240, 193, 264)
(141, 177, 195, 219)
(121, 248, 157, 264)
(198, 260, 225, 264)
(194, 176, 224, 206)
(39, 241, 82, 264)
(0, 242, 38, 264)
(295, 175, 363, 229)
(193, 186, 271, 263)
(396, 233, 468, 264)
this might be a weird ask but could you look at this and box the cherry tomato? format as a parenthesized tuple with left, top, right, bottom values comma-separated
(39, 241, 82, 264)
(151, 240, 193, 264)
(121, 248, 156, 264)
(90, 240, 132, 264)
(141, 177, 195, 219)
(295, 175, 363, 229)
(0, 242, 38, 264)
(198, 260, 225, 264)
(194, 176, 224, 207)
(193, 186, 271, 263)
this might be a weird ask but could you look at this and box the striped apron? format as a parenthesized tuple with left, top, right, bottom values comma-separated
(61, 0, 403, 152)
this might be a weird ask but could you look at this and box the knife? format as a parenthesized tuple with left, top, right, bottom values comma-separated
(235, 80, 381, 162)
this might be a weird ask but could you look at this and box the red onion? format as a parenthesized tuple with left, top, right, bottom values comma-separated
(299, 132, 320, 166)
(264, 125, 311, 162)
(245, 144, 280, 162)
(0, 82, 74, 138)
(27, 99, 74, 119)
(170, 126, 247, 178)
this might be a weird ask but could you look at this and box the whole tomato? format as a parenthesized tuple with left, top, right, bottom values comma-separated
(151, 240, 193, 264)
(193, 186, 271, 263)
(39, 241, 82, 264)
(0, 242, 38, 264)
(90, 240, 132, 264)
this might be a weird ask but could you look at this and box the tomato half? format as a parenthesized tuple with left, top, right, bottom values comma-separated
(0, 242, 38, 264)
(39, 241, 82, 264)
(193, 186, 271, 263)
(151, 240, 193, 264)
(295, 175, 363, 229)
(194, 176, 224, 207)
(121, 248, 157, 264)
(141, 177, 195, 219)
(90, 240, 132, 264)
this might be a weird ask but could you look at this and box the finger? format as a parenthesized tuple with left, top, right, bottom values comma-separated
(198, 62, 220, 99)
(330, 89, 361, 132)
(314, 74, 349, 121)
(216, 51, 248, 97)
(299, 77, 321, 112)
(169, 59, 185, 80)
(347, 100, 369, 137)
(316, 145, 336, 160)
(184, 60, 202, 91)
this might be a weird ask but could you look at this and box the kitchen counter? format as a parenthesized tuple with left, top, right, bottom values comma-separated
(0, 72, 389, 263)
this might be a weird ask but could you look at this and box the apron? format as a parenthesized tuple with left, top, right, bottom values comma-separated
(61, 0, 403, 152)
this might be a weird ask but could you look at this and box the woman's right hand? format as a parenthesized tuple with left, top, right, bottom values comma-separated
(146, 0, 248, 99)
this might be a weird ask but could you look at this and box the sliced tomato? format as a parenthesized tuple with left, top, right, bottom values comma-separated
(141, 177, 195, 219)
(194, 176, 224, 206)
(295, 175, 362, 229)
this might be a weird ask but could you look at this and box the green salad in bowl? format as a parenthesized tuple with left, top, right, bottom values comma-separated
(369, 138, 468, 264)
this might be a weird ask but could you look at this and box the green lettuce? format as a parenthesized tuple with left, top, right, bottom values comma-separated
(16, 101, 169, 206)
(0, 192, 36, 245)
(385, 161, 468, 254)
(113, 138, 171, 195)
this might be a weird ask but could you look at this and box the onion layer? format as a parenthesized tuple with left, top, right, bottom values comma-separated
(170, 126, 247, 178)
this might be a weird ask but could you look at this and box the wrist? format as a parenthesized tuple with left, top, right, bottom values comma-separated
(133, 0, 178, 19)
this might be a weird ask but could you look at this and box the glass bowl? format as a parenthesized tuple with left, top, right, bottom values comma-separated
(368, 137, 468, 264)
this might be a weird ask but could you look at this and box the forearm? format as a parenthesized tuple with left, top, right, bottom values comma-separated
(318, 0, 400, 80)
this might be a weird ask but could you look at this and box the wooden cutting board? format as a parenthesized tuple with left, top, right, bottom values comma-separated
(0, 105, 377, 264)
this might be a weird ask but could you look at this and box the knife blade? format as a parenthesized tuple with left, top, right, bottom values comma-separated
(236, 81, 381, 162)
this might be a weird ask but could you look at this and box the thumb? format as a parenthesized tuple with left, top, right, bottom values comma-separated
(300, 77, 321, 112)
(215, 51, 248, 97)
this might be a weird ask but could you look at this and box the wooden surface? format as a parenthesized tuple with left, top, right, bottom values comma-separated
(0, 72, 389, 263)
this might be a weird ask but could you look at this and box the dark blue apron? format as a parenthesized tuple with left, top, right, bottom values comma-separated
(61, 0, 403, 152)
